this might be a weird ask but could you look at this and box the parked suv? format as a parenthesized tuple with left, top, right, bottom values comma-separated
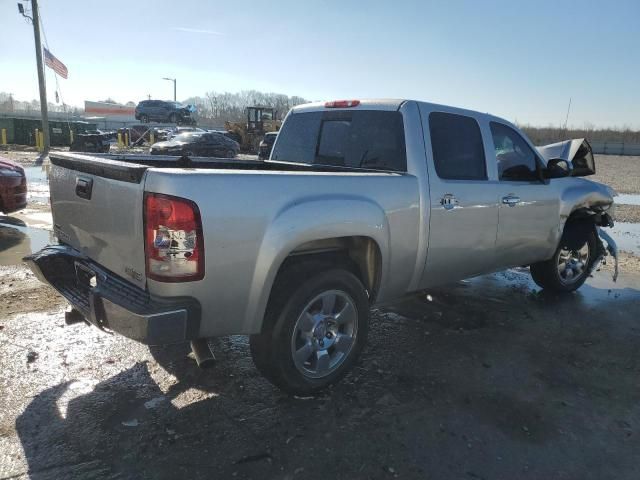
(135, 100, 196, 125)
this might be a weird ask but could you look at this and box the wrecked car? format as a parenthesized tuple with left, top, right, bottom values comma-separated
(26, 99, 617, 394)
(134, 100, 196, 125)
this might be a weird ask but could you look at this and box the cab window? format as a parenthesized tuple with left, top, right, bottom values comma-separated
(429, 112, 487, 180)
(490, 122, 540, 181)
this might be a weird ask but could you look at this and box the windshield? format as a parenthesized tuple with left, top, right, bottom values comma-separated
(173, 132, 202, 142)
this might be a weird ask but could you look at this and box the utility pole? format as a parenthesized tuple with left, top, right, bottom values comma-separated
(29, 0, 50, 152)
(163, 77, 176, 101)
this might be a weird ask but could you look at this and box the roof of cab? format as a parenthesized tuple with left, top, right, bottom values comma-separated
(290, 98, 515, 129)
(292, 98, 406, 113)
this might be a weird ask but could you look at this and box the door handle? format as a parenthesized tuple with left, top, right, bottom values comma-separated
(75, 177, 93, 200)
(440, 193, 459, 210)
(502, 195, 520, 207)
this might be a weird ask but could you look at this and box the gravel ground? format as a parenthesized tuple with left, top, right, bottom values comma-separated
(590, 155, 640, 194)
(1, 264, 639, 480)
(613, 204, 640, 224)
(1, 148, 639, 479)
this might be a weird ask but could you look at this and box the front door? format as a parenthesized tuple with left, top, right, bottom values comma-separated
(419, 109, 499, 287)
(489, 122, 561, 267)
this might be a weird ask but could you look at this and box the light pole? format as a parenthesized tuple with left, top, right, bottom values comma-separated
(162, 77, 176, 102)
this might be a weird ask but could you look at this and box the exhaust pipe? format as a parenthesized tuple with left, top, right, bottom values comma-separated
(190, 338, 216, 368)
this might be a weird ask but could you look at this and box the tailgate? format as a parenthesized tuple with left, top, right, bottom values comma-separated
(49, 153, 149, 288)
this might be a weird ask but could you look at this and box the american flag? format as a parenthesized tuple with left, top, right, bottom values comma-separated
(43, 48, 68, 79)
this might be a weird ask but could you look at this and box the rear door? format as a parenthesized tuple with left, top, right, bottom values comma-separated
(49, 154, 148, 288)
(419, 108, 499, 286)
(489, 122, 560, 267)
(204, 134, 224, 156)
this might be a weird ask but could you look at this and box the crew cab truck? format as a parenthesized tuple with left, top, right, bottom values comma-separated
(27, 99, 617, 394)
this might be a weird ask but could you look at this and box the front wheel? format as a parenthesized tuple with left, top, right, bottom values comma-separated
(250, 266, 369, 395)
(530, 228, 597, 292)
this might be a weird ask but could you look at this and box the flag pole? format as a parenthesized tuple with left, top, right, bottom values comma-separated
(31, 0, 50, 153)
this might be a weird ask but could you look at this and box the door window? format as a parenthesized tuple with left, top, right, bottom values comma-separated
(429, 112, 486, 180)
(490, 122, 540, 181)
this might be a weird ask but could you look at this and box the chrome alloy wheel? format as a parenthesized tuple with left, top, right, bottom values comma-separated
(290, 290, 358, 379)
(557, 242, 590, 284)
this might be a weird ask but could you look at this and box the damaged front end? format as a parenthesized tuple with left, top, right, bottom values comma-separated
(537, 138, 596, 177)
(562, 202, 618, 282)
(542, 137, 619, 281)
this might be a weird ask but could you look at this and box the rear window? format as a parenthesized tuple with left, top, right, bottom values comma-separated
(271, 110, 407, 171)
(429, 112, 486, 180)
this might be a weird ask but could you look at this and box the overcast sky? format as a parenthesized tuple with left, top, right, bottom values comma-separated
(1, 0, 638, 128)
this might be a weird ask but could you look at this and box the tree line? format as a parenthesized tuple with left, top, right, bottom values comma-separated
(182, 90, 309, 125)
(519, 124, 640, 145)
(2, 91, 639, 144)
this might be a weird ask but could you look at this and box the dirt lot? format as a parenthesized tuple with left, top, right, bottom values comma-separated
(590, 155, 640, 194)
(1, 150, 639, 479)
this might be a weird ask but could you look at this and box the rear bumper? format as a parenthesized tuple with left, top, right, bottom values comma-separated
(25, 245, 201, 345)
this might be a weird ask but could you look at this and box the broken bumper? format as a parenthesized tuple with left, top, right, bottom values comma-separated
(597, 227, 618, 282)
(24, 245, 201, 345)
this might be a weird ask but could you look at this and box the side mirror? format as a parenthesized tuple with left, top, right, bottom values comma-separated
(544, 158, 571, 179)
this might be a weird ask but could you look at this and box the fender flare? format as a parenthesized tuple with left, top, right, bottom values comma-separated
(241, 195, 390, 333)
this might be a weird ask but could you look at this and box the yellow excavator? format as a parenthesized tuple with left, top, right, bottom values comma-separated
(225, 106, 282, 153)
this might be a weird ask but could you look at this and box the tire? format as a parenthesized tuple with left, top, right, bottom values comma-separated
(168, 113, 177, 124)
(530, 227, 597, 292)
(224, 149, 235, 158)
(140, 114, 149, 123)
(250, 264, 369, 395)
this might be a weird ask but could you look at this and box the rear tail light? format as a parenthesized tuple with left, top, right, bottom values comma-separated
(144, 192, 204, 282)
(324, 100, 360, 108)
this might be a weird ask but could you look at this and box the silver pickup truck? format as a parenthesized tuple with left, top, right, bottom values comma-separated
(27, 99, 617, 394)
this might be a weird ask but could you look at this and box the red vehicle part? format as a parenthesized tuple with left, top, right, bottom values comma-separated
(0, 156, 27, 214)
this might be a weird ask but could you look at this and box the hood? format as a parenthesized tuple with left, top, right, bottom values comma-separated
(536, 138, 596, 177)
(0, 156, 24, 172)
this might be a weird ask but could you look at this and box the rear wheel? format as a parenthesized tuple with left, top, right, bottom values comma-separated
(140, 114, 149, 123)
(250, 265, 369, 395)
(168, 113, 177, 124)
(530, 227, 597, 292)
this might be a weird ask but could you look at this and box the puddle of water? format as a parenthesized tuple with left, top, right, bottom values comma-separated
(615, 194, 640, 206)
(24, 165, 50, 204)
(0, 217, 55, 266)
(609, 222, 640, 255)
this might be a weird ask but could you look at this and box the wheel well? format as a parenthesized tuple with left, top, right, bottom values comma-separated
(562, 210, 598, 250)
(275, 236, 382, 302)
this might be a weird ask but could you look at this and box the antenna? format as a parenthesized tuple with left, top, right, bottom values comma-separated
(563, 97, 572, 130)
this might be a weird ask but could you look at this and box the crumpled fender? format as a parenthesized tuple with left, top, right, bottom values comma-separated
(559, 179, 615, 221)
